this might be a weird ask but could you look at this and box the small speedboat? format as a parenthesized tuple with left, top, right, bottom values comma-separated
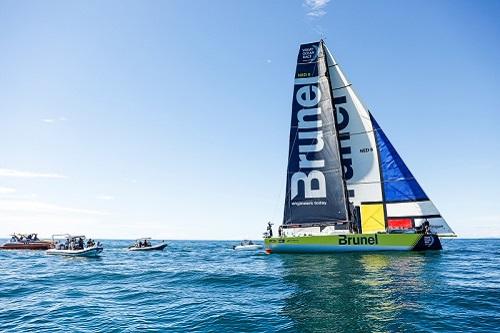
(0, 233, 54, 250)
(46, 234, 103, 257)
(47, 246, 103, 257)
(233, 240, 263, 251)
(128, 238, 167, 251)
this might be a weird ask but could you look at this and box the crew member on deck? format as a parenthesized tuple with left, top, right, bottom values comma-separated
(267, 222, 273, 238)
(423, 220, 431, 235)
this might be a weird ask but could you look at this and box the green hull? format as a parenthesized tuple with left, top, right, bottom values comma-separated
(264, 233, 442, 253)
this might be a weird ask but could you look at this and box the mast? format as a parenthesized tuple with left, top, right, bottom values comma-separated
(320, 40, 352, 223)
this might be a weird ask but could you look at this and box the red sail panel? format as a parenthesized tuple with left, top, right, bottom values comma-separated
(388, 218, 413, 229)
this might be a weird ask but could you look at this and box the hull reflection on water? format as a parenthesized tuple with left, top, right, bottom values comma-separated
(280, 252, 435, 332)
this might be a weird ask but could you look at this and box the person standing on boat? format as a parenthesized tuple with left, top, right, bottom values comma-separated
(349, 203, 361, 234)
(267, 222, 273, 238)
(423, 220, 431, 235)
(278, 225, 283, 237)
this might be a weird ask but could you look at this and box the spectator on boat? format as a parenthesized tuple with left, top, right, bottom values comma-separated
(278, 225, 283, 237)
(78, 238, 84, 249)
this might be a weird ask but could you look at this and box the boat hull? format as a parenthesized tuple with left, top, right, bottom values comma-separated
(0, 241, 54, 250)
(128, 243, 167, 251)
(233, 244, 263, 251)
(264, 233, 441, 253)
(46, 246, 103, 257)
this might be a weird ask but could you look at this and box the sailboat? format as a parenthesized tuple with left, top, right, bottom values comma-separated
(264, 40, 455, 253)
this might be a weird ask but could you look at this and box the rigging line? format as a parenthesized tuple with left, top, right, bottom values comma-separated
(339, 128, 376, 136)
(332, 84, 352, 91)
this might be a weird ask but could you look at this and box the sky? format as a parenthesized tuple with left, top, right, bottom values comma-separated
(0, 0, 499, 239)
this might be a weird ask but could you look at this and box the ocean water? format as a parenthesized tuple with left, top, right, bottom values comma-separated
(0, 239, 498, 332)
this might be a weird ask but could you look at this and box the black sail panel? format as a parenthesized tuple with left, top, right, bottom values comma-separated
(283, 41, 349, 225)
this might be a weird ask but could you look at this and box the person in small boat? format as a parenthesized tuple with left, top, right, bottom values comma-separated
(78, 237, 84, 250)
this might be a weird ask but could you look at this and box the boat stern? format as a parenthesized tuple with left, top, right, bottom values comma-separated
(412, 234, 442, 251)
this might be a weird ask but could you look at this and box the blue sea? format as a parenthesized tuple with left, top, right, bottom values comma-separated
(0, 239, 498, 332)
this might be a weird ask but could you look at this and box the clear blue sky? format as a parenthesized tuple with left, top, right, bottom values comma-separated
(0, 0, 498, 239)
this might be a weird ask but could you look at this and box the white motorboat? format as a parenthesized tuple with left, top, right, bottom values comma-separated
(233, 240, 263, 251)
(128, 238, 167, 251)
(46, 234, 103, 257)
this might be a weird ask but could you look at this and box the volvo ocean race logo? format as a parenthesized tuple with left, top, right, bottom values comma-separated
(299, 44, 319, 63)
(424, 236, 435, 247)
(291, 83, 326, 201)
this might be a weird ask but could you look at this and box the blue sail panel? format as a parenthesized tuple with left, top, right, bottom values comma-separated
(371, 115, 428, 202)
